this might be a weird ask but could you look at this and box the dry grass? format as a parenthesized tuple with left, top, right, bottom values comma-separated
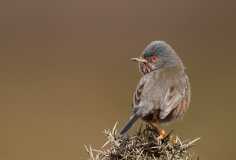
(85, 123, 200, 160)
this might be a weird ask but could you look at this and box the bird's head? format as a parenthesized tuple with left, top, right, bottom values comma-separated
(131, 41, 184, 74)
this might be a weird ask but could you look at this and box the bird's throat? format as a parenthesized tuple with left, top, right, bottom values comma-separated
(141, 63, 153, 74)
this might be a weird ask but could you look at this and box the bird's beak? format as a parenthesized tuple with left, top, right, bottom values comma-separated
(130, 57, 147, 63)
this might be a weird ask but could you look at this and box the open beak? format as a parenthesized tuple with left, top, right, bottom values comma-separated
(130, 57, 148, 63)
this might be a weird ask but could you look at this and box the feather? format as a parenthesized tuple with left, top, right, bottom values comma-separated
(119, 113, 140, 135)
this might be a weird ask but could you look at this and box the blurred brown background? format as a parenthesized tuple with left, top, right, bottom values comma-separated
(0, 0, 235, 159)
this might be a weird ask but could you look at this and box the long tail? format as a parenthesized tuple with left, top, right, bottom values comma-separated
(119, 113, 140, 135)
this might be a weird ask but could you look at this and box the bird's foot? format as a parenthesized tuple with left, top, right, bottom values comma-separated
(170, 136, 177, 144)
(170, 135, 180, 145)
(156, 129, 166, 141)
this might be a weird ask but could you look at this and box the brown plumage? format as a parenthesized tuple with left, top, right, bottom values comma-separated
(120, 41, 191, 136)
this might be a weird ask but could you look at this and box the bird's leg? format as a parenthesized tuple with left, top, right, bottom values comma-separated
(150, 122, 166, 140)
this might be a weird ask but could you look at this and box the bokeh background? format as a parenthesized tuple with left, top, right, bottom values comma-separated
(1, 0, 235, 159)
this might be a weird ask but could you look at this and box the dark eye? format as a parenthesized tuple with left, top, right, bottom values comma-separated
(151, 55, 158, 63)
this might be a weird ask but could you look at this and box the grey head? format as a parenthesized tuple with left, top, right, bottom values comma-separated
(131, 41, 184, 74)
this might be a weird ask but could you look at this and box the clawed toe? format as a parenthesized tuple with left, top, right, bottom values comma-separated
(156, 129, 166, 141)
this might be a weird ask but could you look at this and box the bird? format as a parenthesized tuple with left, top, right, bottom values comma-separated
(119, 41, 191, 139)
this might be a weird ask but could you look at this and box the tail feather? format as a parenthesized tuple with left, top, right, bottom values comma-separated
(119, 114, 140, 135)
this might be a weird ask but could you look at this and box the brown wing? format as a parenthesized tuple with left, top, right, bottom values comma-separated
(159, 86, 183, 119)
(159, 74, 190, 120)
(171, 74, 191, 119)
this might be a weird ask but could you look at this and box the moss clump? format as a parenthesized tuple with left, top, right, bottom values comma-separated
(85, 123, 200, 160)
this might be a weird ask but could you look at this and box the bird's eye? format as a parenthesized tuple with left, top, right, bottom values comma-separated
(151, 55, 158, 63)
